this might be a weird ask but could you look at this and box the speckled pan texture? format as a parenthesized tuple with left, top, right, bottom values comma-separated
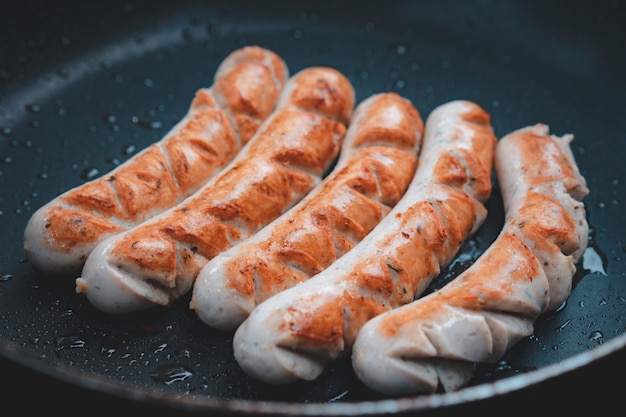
(0, 1, 624, 416)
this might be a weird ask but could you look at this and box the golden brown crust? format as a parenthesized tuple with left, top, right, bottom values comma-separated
(285, 66, 354, 125)
(349, 124, 589, 396)
(378, 232, 542, 338)
(257, 100, 496, 353)
(225, 147, 420, 305)
(213, 61, 282, 144)
(190, 88, 216, 109)
(513, 129, 588, 197)
(98, 146, 179, 221)
(163, 109, 239, 193)
(514, 191, 579, 257)
(108, 70, 353, 292)
(44, 207, 125, 253)
(34, 47, 288, 270)
(211, 93, 423, 309)
(350, 93, 424, 149)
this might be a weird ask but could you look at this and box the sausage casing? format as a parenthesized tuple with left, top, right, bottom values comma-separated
(75, 66, 355, 314)
(23, 46, 288, 275)
(352, 124, 589, 395)
(233, 100, 497, 384)
(190, 92, 424, 331)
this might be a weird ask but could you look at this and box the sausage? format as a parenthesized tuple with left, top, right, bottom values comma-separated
(23, 46, 289, 276)
(351, 123, 589, 396)
(190, 92, 424, 331)
(232, 100, 497, 384)
(75, 66, 355, 315)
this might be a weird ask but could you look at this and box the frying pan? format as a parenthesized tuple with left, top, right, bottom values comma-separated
(1, 0, 624, 415)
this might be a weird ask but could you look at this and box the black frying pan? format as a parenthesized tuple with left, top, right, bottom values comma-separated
(1, 1, 625, 415)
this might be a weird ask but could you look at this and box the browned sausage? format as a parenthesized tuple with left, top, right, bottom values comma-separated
(191, 92, 424, 331)
(23, 46, 288, 275)
(76, 66, 355, 314)
(352, 123, 589, 395)
(233, 100, 496, 384)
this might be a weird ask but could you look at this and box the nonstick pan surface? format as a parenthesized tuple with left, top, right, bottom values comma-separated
(1, 1, 625, 415)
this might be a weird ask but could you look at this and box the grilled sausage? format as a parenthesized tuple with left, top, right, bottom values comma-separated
(23, 46, 288, 276)
(190, 92, 424, 331)
(233, 100, 496, 384)
(75, 66, 355, 314)
(351, 123, 589, 395)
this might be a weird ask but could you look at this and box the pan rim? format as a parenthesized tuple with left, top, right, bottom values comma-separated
(2, 331, 625, 415)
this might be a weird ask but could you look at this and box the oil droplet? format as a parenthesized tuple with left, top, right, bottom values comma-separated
(174, 345, 191, 358)
(152, 342, 168, 354)
(103, 113, 117, 124)
(329, 390, 349, 402)
(80, 167, 99, 180)
(55, 334, 87, 350)
(122, 144, 136, 155)
(131, 116, 163, 130)
(557, 318, 572, 331)
(588, 330, 604, 342)
(582, 245, 607, 275)
(101, 346, 116, 357)
(448, 239, 482, 269)
(149, 364, 193, 385)
(26, 103, 42, 113)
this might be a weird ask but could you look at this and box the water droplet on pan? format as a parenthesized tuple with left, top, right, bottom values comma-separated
(583, 245, 607, 275)
(80, 167, 99, 180)
(122, 144, 136, 155)
(588, 330, 604, 342)
(132, 116, 163, 130)
(149, 364, 193, 385)
(55, 334, 87, 350)
(26, 103, 42, 113)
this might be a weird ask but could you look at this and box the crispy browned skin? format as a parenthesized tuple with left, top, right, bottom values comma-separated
(76, 66, 356, 314)
(351, 124, 589, 395)
(228, 95, 423, 299)
(278, 103, 496, 348)
(231, 100, 497, 385)
(24, 46, 289, 275)
(110, 109, 348, 274)
(211, 46, 288, 144)
(190, 92, 425, 330)
(49, 108, 236, 239)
